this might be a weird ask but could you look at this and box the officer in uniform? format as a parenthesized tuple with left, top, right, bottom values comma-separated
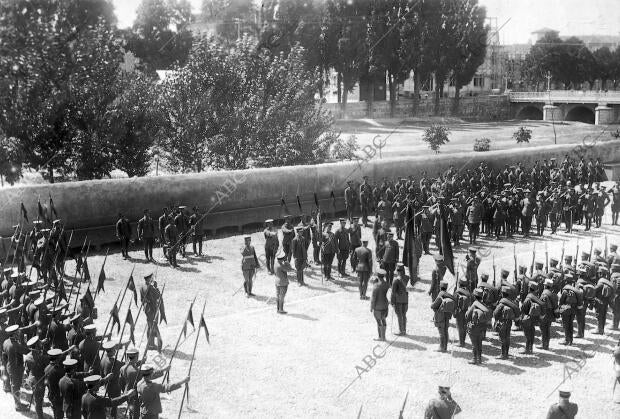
(136, 365, 189, 419)
(24, 336, 47, 418)
(164, 217, 179, 268)
(2, 324, 28, 411)
(263, 219, 279, 274)
(137, 209, 156, 262)
(466, 288, 490, 364)
(370, 269, 389, 341)
(429, 255, 446, 301)
(140, 274, 162, 351)
(424, 384, 461, 419)
(381, 232, 399, 285)
(100, 341, 124, 418)
(321, 222, 337, 280)
(175, 206, 190, 257)
(520, 282, 544, 354)
(157, 208, 169, 246)
(390, 264, 408, 335)
(189, 206, 205, 256)
(115, 213, 132, 259)
(360, 175, 373, 226)
(431, 280, 456, 352)
(81, 374, 134, 419)
(334, 218, 350, 277)
(454, 277, 472, 347)
(559, 274, 580, 346)
(612, 265, 620, 330)
(281, 216, 295, 262)
(352, 239, 373, 300)
(79, 324, 101, 373)
(45, 348, 67, 419)
(594, 274, 616, 335)
(344, 180, 356, 220)
(291, 227, 307, 286)
(349, 217, 362, 271)
(241, 235, 259, 297)
(465, 247, 479, 292)
(493, 287, 520, 359)
(274, 249, 294, 314)
(545, 385, 578, 419)
(59, 358, 87, 419)
(539, 278, 558, 350)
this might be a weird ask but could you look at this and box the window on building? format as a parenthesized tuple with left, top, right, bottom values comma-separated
(473, 76, 484, 87)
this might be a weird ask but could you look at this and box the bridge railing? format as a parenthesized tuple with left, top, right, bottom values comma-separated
(509, 90, 620, 103)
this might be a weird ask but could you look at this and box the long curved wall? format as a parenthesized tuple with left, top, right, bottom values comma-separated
(1, 141, 618, 252)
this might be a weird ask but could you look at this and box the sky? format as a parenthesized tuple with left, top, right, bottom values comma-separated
(113, 0, 620, 45)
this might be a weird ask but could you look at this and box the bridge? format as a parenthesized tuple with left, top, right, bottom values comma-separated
(508, 90, 620, 125)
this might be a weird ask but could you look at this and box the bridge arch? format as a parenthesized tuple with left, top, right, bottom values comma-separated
(565, 106, 595, 124)
(516, 105, 543, 120)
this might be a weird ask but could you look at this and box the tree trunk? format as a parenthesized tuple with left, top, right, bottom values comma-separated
(368, 77, 374, 119)
(48, 166, 54, 184)
(337, 72, 342, 104)
(433, 74, 441, 116)
(342, 74, 349, 118)
(412, 70, 421, 117)
(388, 72, 396, 118)
(452, 86, 461, 115)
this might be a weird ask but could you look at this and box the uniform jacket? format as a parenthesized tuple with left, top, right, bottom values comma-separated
(137, 216, 156, 239)
(370, 281, 390, 311)
(353, 246, 373, 272)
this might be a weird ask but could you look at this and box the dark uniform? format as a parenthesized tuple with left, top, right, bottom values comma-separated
(45, 351, 66, 419)
(291, 231, 307, 285)
(353, 242, 372, 299)
(59, 358, 87, 419)
(466, 290, 490, 364)
(559, 277, 580, 345)
(321, 225, 337, 280)
(539, 281, 559, 349)
(263, 221, 279, 274)
(2, 326, 29, 410)
(137, 211, 156, 261)
(454, 280, 472, 346)
(370, 271, 390, 341)
(81, 375, 132, 419)
(334, 220, 350, 277)
(24, 338, 48, 418)
(136, 366, 188, 419)
(594, 277, 616, 334)
(140, 277, 161, 350)
(493, 294, 520, 359)
(174, 208, 189, 257)
(390, 265, 408, 335)
(189, 208, 205, 256)
(431, 285, 455, 352)
(115, 215, 132, 259)
(164, 221, 179, 267)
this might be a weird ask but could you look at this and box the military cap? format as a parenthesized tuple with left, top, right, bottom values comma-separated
(84, 375, 102, 386)
(459, 278, 468, 286)
(439, 280, 448, 288)
(276, 248, 286, 260)
(102, 341, 117, 351)
(503, 183, 511, 188)
(84, 324, 96, 333)
(140, 364, 154, 375)
(178, 206, 187, 210)
(549, 257, 558, 265)
(352, 217, 359, 221)
(34, 297, 46, 307)
(2, 268, 12, 275)
(53, 304, 67, 314)
(40, 228, 50, 234)
(581, 251, 590, 259)
(387, 231, 394, 236)
(577, 267, 588, 275)
(480, 273, 489, 281)
(10, 272, 18, 279)
(27, 336, 39, 347)
(544, 278, 554, 286)
(361, 239, 369, 244)
(63, 358, 78, 367)
(473, 288, 483, 297)
(28, 290, 41, 298)
(243, 235, 251, 240)
(376, 268, 387, 276)
(126, 347, 139, 357)
(468, 247, 477, 254)
(501, 286, 512, 294)
(32, 220, 43, 225)
(285, 215, 292, 219)
(612, 264, 620, 273)
(593, 248, 602, 254)
(598, 266, 609, 274)
(529, 282, 538, 291)
(558, 384, 572, 398)
(433, 254, 444, 262)
(564, 273, 575, 281)
(610, 244, 618, 251)
(6, 324, 19, 333)
(500, 269, 509, 277)
(144, 274, 153, 281)
(396, 263, 405, 272)
(339, 218, 345, 222)
(265, 219, 274, 224)
(535, 261, 544, 268)
(47, 348, 63, 357)
(422, 205, 430, 209)
(294, 227, 303, 233)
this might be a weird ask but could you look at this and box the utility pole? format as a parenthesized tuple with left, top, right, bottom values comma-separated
(546, 71, 552, 91)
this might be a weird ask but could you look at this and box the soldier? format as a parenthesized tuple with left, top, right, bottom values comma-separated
(45, 348, 67, 419)
(431, 281, 456, 352)
(608, 244, 620, 267)
(391, 264, 408, 335)
(81, 374, 135, 419)
(360, 176, 373, 226)
(2, 324, 28, 410)
(539, 278, 558, 350)
(370, 269, 389, 341)
(334, 218, 350, 277)
(344, 180, 356, 220)
(59, 357, 86, 419)
(100, 340, 127, 418)
(49, 305, 70, 351)
(281, 215, 295, 262)
(189, 206, 205, 256)
(382, 232, 399, 285)
(417, 206, 434, 254)
(164, 217, 179, 268)
(291, 227, 307, 286)
(263, 219, 279, 275)
(309, 213, 321, 265)
(137, 209, 156, 262)
(611, 181, 620, 225)
(574, 274, 589, 338)
(545, 386, 578, 419)
(24, 336, 47, 418)
(321, 222, 337, 280)
(466, 288, 490, 364)
(466, 196, 482, 244)
(593, 274, 615, 335)
(429, 255, 446, 301)
(115, 213, 132, 259)
(241, 235, 259, 298)
(423, 384, 462, 418)
(274, 249, 294, 314)
(493, 287, 520, 359)
(559, 274, 580, 346)
(136, 365, 189, 419)
(454, 278, 472, 347)
(612, 266, 620, 330)
(352, 239, 373, 300)
(520, 282, 544, 354)
(465, 248, 479, 292)
(175, 206, 189, 258)
(349, 217, 362, 271)
(157, 208, 169, 246)
(119, 348, 168, 419)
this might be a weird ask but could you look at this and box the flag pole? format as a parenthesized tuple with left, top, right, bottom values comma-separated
(70, 242, 91, 313)
(162, 295, 197, 384)
(177, 299, 207, 418)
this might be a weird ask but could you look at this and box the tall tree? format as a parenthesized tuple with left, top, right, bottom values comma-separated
(593, 46, 614, 90)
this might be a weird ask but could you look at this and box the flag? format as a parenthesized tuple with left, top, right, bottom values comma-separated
(49, 193, 58, 219)
(96, 265, 106, 295)
(402, 204, 417, 276)
(199, 315, 210, 344)
(279, 193, 289, 216)
(82, 260, 90, 282)
(296, 195, 302, 213)
(159, 298, 167, 324)
(110, 303, 121, 334)
(181, 321, 188, 338)
(83, 288, 95, 309)
(187, 307, 195, 329)
(57, 280, 67, 302)
(20, 203, 28, 222)
(438, 210, 455, 275)
(313, 192, 319, 209)
(127, 275, 137, 305)
(125, 309, 135, 344)
(330, 190, 336, 211)
(37, 199, 46, 222)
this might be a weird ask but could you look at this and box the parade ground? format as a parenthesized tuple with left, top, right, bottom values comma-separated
(4, 194, 619, 419)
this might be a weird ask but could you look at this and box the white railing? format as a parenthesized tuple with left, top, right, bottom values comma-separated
(509, 90, 620, 103)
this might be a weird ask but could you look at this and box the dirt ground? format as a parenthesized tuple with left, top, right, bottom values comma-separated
(3, 188, 620, 418)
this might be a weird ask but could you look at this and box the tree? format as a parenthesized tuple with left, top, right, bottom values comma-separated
(106, 71, 158, 177)
(422, 124, 450, 153)
(0, 0, 125, 182)
(126, 0, 193, 73)
(399, 0, 425, 115)
(0, 135, 22, 186)
(513, 126, 532, 144)
(157, 36, 339, 171)
(593, 46, 614, 90)
(201, 0, 258, 42)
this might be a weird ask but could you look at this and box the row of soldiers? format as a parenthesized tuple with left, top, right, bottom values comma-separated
(0, 258, 184, 418)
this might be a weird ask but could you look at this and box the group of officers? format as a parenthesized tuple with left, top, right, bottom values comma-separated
(0, 246, 187, 419)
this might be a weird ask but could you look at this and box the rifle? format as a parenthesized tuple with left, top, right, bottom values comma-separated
(574, 241, 579, 270)
(529, 244, 536, 277)
(545, 243, 549, 274)
(492, 255, 496, 287)
(513, 244, 517, 284)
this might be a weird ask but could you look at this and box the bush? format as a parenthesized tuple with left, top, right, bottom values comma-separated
(330, 135, 360, 161)
(422, 124, 451, 153)
(611, 129, 620, 139)
(513, 126, 532, 144)
(473, 137, 491, 152)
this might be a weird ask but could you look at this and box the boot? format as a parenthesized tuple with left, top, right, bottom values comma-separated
(380, 326, 387, 341)
(375, 326, 382, 341)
